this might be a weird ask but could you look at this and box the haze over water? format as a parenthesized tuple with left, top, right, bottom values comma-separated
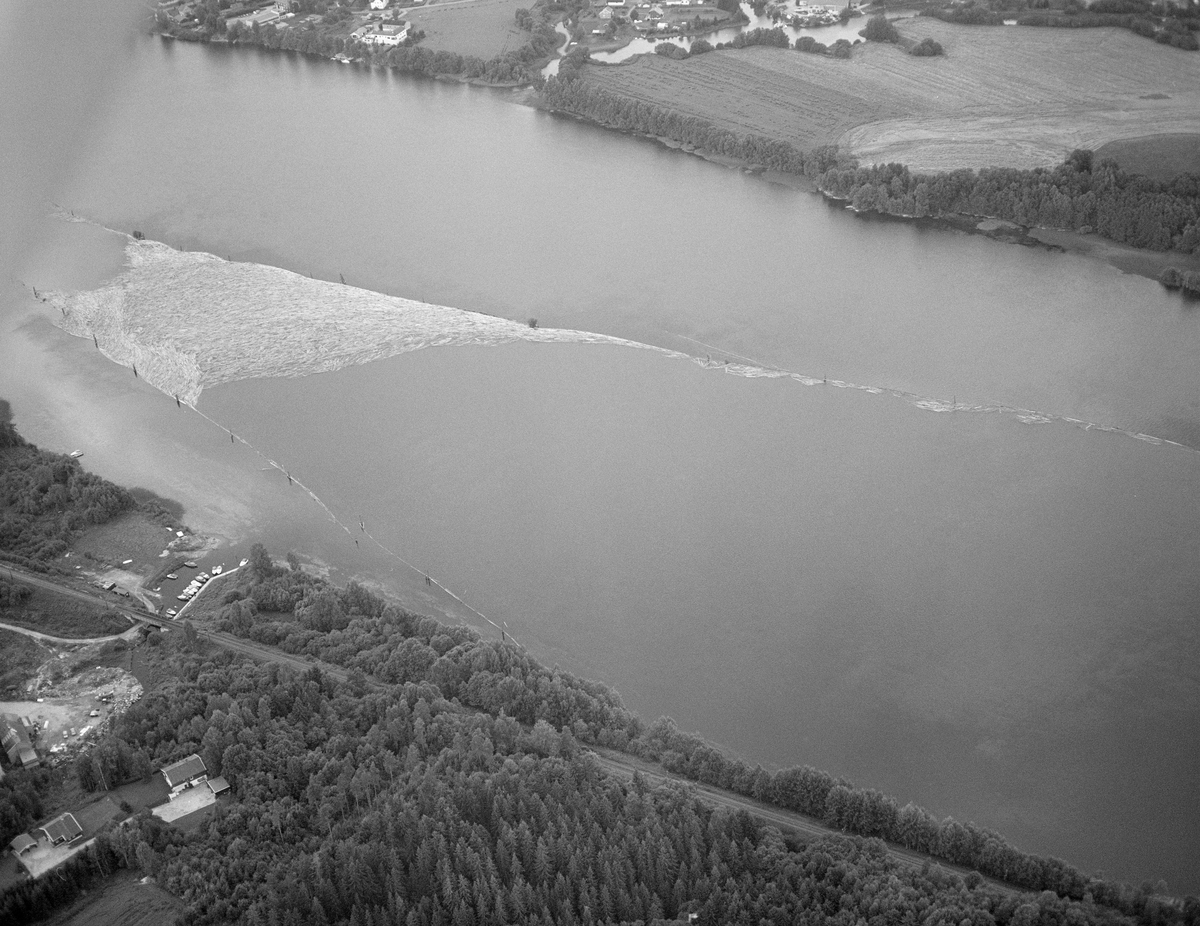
(2, 0, 1199, 893)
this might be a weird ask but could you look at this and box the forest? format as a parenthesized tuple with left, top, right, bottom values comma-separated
(3, 618, 1195, 926)
(3, 427, 1199, 924)
(922, 0, 1199, 49)
(537, 78, 1200, 254)
(0, 400, 135, 568)
(196, 552, 1194, 921)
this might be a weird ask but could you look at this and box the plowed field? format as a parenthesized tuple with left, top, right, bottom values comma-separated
(582, 21, 1200, 170)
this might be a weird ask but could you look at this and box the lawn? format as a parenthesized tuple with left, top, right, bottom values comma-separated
(405, 0, 531, 59)
(580, 20, 1200, 170)
(1095, 133, 1200, 182)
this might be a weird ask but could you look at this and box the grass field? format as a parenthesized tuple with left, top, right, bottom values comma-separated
(0, 586, 130, 639)
(405, 0, 530, 58)
(581, 20, 1200, 170)
(1095, 133, 1200, 181)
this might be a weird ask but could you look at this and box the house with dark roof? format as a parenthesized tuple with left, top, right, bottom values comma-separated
(161, 753, 208, 796)
(9, 833, 37, 857)
(207, 776, 231, 796)
(36, 813, 83, 847)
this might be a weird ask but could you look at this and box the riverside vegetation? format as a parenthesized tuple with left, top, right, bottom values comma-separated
(155, 0, 1199, 262)
(2, 413, 1198, 924)
(539, 69, 1200, 259)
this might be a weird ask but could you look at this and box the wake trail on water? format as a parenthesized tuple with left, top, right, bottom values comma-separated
(670, 334, 1200, 456)
(29, 217, 1198, 638)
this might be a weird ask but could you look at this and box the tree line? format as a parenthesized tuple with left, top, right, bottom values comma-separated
(200, 545, 1200, 923)
(7, 624, 1194, 926)
(538, 75, 1200, 255)
(922, 0, 1199, 49)
(818, 154, 1200, 254)
(0, 409, 136, 567)
(540, 72, 841, 177)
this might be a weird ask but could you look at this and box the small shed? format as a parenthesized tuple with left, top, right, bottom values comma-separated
(10, 833, 37, 857)
(37, 813, 83, 847)
(207, 776, 231, 796)
(161, 753, 208, 795)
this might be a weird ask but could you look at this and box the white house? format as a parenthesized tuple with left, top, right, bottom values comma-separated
(598, 7, 614, 18)
(370, 0, 390, 8)
(361, 21, 409, 44)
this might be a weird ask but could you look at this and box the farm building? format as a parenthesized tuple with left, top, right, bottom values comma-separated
(161, 753, 208, 796)
(9, 833, 37, 857)
(0, 714, 39, 769)
(36, 813, 83, 847)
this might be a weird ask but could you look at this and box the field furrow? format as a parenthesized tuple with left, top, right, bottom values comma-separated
(581, 21, 1200, 170)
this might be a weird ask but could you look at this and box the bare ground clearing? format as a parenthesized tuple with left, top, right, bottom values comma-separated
(41, 869, 184, 926)
(0, 628, 50, 695)
(405, 0, 529, 58)
(581, 22, 1200, 170)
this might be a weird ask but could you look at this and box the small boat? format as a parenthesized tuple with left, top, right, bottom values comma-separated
(166, 573, 178, 580)
(212, 565, 223, 575)
(184, 561, 197, 568)
(69, 450, 84, 459)
(177, 594, 188, 601)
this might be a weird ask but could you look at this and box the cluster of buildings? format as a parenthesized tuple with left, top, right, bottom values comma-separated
(587, 0, 723, 35)
(348, 19, 412, 46)
(8, 813, 85, 866)
(159, 0, 416, 43)
(6, 753, 229, 880)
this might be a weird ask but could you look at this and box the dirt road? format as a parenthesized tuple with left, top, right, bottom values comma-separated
(0, 619, 141, 646)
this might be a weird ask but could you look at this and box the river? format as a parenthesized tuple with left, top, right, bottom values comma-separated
(2, 0, 1198, 894)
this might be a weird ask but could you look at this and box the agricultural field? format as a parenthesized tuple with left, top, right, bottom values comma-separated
(581, 20, 1200, 170)
(405, 0, 531, 58)
(1095, 132, 1200, 182)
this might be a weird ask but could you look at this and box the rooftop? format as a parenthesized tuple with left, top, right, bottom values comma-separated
(37, 813, 83, 845)
(161, 753, 208, 788)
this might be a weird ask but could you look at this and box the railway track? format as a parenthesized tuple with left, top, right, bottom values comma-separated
(587, 747, 1028, 899)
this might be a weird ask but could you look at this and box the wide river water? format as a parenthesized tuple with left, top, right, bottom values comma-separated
(2, 0, 1199, 893)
